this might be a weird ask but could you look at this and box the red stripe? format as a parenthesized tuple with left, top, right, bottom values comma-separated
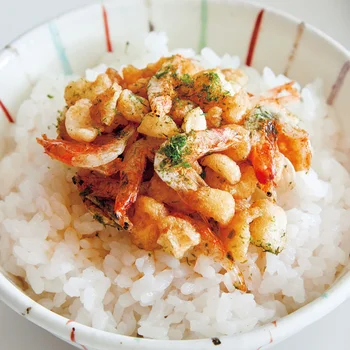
(284, 22, 305, 76)
(327, 60, 350, 105)
(102, 5, 113, 53)
(70, 327, 76, 342)
(246, 9, 265, 66)
(70, 327, 88, 350)
(0, 99, 14, 123)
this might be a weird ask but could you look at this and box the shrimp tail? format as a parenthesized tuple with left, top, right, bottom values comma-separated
(113, 140, 150, 229)
(37, 135, 82, 166)
(249, 120, 279, 185)
(74, 172, 123, 230)
(173, 212, 247, 292)
(114, 168, 144, 230)
(250, 139, 277, 184)
(36, 124, 136, 168)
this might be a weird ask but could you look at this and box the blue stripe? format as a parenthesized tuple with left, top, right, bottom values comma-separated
(48, 22, 73, 75)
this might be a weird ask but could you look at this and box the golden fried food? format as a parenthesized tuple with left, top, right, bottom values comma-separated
(37, 54, 312, 281)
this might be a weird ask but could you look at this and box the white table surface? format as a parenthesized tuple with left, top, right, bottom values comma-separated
(0, 0, 350, 349)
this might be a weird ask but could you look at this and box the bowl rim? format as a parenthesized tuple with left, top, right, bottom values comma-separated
(0, 0, 349, 349)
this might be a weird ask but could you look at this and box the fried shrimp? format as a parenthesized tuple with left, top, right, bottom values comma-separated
(205, 106, 223, 128)
(64, 73, 112, 107)
(181, 69, 231, 110)
(200, 154, 241, 185)
(177, 213, 247, 291)
(113, 139, 151, 229)
(154, 125, 248, 192)
(249, 199, 287, 254)
(117, 89, 150, 123)
(37, 124, 135, 168)
(65, 99, 97, 143)
(204, 162, 258, 200)
(245, 103, 311, 186)
(147, 174, 193, 213)
(171, 98, 197, 124)
(181, 107, 207, 133)
(147, 55, 202, 117)
(154, 126, 247, 224)
(122, 57, 168, 85)
(90, 82, 122, 127)
(129, 195, 169, 250)
(38, 53, 312, 277)
(130, 197, 200, 258)
(220, 207, 261, 263)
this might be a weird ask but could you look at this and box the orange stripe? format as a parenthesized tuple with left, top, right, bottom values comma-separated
(0, 99, 14, 123)
(284, 22, 305, 76)
(327, 60, 350, 105)
(102, 5, 113, 52)
(246, 9, 265, 66)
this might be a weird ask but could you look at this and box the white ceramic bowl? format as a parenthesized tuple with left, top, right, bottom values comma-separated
(0, 1, 349, 349)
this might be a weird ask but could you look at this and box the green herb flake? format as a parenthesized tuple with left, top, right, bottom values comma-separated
(93, 213, 105, 225)
(94, 127, 102, 136)
(79, 185, 93, 197)
(160, 134, 188, 167)
(180, 74, 194, 86)
(173, 161, 191, 169)
(155, 67, 170, 79)
(47, 94, 54, 99)
(244, 106, 274, 131)
(200, 72, 222, 102)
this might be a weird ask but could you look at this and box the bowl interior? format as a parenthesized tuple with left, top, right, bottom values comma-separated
(0, 0, 349, 349)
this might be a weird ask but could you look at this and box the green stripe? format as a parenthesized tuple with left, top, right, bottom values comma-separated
(198, 0, 208, 52)
(48, 22, 73, 75)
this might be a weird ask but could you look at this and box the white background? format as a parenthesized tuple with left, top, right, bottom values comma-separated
(0, 0, 350, 349)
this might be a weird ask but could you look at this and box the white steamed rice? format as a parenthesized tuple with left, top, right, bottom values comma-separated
(1, 32, 350, 340)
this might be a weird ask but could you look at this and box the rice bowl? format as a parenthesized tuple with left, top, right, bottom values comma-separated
(0, 1, 350, 349)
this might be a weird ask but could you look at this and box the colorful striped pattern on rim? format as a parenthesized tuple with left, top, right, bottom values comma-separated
(0, 3, 350, 350)
(0, 2, 349, 136)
